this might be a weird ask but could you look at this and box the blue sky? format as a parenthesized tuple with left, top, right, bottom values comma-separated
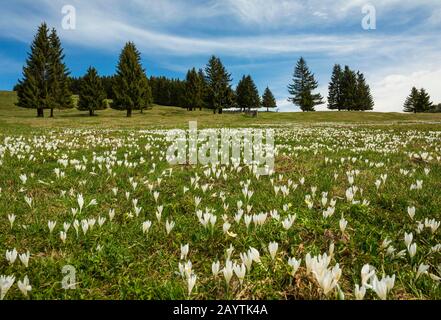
(1, 0, 441, 112)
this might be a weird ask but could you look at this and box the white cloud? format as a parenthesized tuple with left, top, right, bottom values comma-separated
(373, 69, 441, 112)
(1, 0, 441, 112)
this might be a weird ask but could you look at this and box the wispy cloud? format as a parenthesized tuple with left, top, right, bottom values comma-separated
(1, 0, 441, 111)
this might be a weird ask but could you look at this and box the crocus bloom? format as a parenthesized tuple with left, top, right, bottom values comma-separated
(17, 276, 32, 297)
(268, 242, 279, 260)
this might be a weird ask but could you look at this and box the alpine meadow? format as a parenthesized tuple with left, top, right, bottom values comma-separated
(0, 0, 441, 305)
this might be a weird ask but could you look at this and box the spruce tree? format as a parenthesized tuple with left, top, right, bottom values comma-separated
(198, 69, 208, 110)
(355, 72, 374, 111)
(340, 66, 357, 111)
(327, 64, 343, 111)
(403, 87, 422, 113)
(184, 68, 205, 111)
(288, 57, 323, 112)
(78, 67, 106, 116)
(416, 89, 432, 113)
(205, 56, 232, 114)
(225, 87, 238, 110)
(112, 42, 152, 117)
(16, 23, 52, 117)
(48, 28, 73, 117)
(236, 75, 260, 111)
(262, 87, 277, 112)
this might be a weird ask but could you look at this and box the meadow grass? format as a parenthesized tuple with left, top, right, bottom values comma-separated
(2, 91, 441, 132)
(0, 91, 440, 300)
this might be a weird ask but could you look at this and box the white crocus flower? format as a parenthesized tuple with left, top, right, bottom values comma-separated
(381, 238, 392, 250)
(24, 196, 33, 208)
(212, 261, 220, 277)
(345, 188, 354, 202)
(142, 221, 152, 235)
(18, 251, 30, 268)
(404, 232, 413, 248)
(77, 194, 84, 212)
(416, 264, 430, 279)
(223, 260, 234, 287)
(6, 249, 18, 265)
(354, 284, 366, 300)
(81, 220, 89, 235)
(339, 217, 348, 234)
(153, 191, 160, 203)
(98, 217, 106, 227)
(47, 221, 57, 234)
(108, 209, 115, 221)
(60, 231, 67, 243)
(268, 242, 279, 261)
(19, 174, 27, 184)
(17, 275, 32, 297)
(240, 252, 253, 271)
(408, 243, 417, 258)
(187, 274, 197, 296)
(194, 196, 201, 208)
(8, 214, 16, 229)
(361, 264, 375, 288)
(233, 263, 246, 285)
(407, 207, 416, 220)
(288, 257, 301, 277)
(180, 244, 189, 260)
(371, 276, 387, 300)
(0, 275, 15, 300)
(248, 247, 261, 264)
(165, 220, 175, 235)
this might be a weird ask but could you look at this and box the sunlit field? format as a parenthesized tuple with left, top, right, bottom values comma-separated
(0, 91, 440, 300)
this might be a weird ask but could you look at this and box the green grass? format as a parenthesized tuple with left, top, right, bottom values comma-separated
(0, 90, 440, 300)
(1, 91, 441, 132)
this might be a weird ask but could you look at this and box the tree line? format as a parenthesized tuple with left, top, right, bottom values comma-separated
(15, 23, 280, 117)
(18, 22, 439, 117)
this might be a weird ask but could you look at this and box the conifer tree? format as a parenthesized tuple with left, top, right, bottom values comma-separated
(403, 87, 419, 113)
(225, 87, 238, 110)
(288, 57, 323, 112)
(205, 56, 232, 114)
(78, 67, 106, 116)
(340, 66, 357, 111)
(416, 88, 432, 113)
(262, 87, 277, 112)
(236, 75, 260, 111)
(327, 64, 343, 111)
(198, 68, 208, 110)
(47, 28, 73, 117)
(16, 24, 73, 117)
(184, 68, 205, 111)
(355, 72, 374, 111)
(112, 42, 152, 117)
(16, 23, 52, 117)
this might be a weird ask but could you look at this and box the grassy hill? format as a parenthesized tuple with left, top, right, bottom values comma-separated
(1, 90, 441, 130)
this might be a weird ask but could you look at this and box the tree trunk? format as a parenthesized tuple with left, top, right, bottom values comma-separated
(140, 108, 144, 114)
(37, 108, 44, 118)
(219, 108, 223, 114)
(50, 109, 54, 118)
(127, 108, 132, 117)
(89, 109, 94, 116)
(267, 108, 269, 112)
(213, 109, 216, 114)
